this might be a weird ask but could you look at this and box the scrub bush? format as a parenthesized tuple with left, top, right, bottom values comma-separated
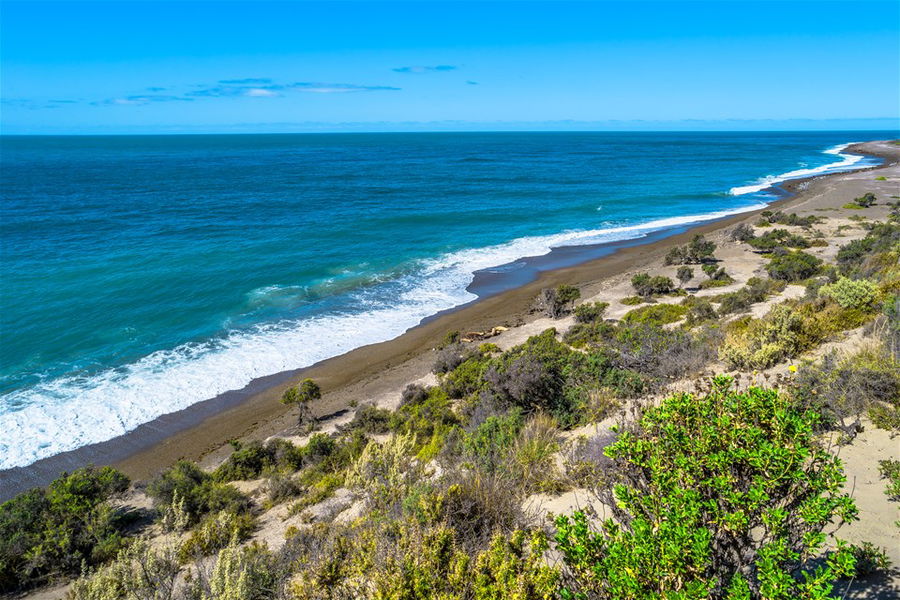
(716, 277, 785, 315)
(819, 277, 879, 309)
(664, 234, 717, 265)
(789, 347, 900, 437)
(729, 223, 755, 242)
(719, 305, 810, 369)
(147, 461, 250, 530)
(554, 378, 858, 600)
(573, 301, 608, 323)
(534, 284, 581, 318)
(747, 228, 811, 250)
(0, 466, 131, 592)
(676, 265, 694, 287)
(178, 510, 256, 562)
(878, 459, 900, 501)
(631, 273, 675, 297)
(765, 250, 822, 281)
(621, 302, 688, 326)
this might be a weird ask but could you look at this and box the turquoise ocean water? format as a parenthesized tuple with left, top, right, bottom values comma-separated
(0, 131, 890, 469)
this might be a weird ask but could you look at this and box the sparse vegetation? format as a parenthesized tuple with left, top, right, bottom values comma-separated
(664, 234, 716, 265)
(8, 171, 900, 599)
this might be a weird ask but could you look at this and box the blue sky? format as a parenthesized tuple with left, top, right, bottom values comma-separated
(1, 0, 898, 134)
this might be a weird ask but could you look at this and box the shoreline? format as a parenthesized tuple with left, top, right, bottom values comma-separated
(1, 141, 896, 499)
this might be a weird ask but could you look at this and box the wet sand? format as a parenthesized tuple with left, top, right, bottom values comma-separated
(2, 140, 897, 500)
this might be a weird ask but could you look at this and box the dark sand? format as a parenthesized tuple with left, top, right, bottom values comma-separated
(2, 140, 896, 500)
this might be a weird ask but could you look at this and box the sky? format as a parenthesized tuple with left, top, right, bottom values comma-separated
(1, 0, 898, 134)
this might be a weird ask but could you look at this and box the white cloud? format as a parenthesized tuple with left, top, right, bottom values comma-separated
(245, 88, 279, 97)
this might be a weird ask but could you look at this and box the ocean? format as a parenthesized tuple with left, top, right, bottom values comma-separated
(0, 131, 890, 470)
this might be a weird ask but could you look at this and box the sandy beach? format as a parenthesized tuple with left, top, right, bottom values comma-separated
(2, 140, 898, 501)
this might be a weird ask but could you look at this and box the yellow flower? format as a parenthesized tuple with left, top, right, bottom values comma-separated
(788, 365, 797, 373)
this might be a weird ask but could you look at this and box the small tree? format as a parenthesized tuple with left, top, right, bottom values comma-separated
(676, 266, 693, 288)
(281, 378, 321, 426)
(853, 192, 876, 208)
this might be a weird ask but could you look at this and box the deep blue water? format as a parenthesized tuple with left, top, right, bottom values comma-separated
(0, 131, 890, 468)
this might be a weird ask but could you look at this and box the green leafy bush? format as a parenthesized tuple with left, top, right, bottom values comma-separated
(622, 302, 688, 326)
(747, 228, 811, 250)
(554, 378, 859, 599)
(848, 192, 877, 208)
(757, 211, 821, 227)
(0, 466, 130, 592)
(848, 542, 893, 577)
(573, 301, 608, 323)
(819, 277, 879, 309)
(719, 304, 811, 369)
(630, 273, 674, 297)
(178, 510, 256, 562)
(147, 460, 250, 530)
(765, 250, 822, 281)
(716, 277, 785, 315)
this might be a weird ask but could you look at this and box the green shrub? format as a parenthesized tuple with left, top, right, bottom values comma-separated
(619, 295, 645, 305)
(719, 305, 811, 369)
(631, 273, 674, 297)
(147, 461, 249, 530)
(682, 296, 717, 325)
(664, 234, 716, 265)
(534, 284, 580, 318)
(757, 211, 821, 227)
(68, 540, 181, 600)
(463, 409, 523, 473)
(0, 466, 130, 592)
(213, 440, 277, 482)
(716, 276, 785, 315)
(765, 250, 822, 281)
(747, 228, 811, 250)
(573, 301, 608, 323)
(729, 223, 755, 242)
(676, 266, 694, 287)
(698, 276, 733, 289)
(878, 459, 900, 501)
(622, 302, 688, 326)
(178, 510, 256, 562)
(819, 277, 879, 309)
(848, 542, 892, 577)
(850, 192, 877, 208)
(342, 404, 392, 434)
(554, 378, 859, 599)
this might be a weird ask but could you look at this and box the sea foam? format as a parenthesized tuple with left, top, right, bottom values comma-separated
(0, 201, 765, 470)
(729, 143, 864, 195)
